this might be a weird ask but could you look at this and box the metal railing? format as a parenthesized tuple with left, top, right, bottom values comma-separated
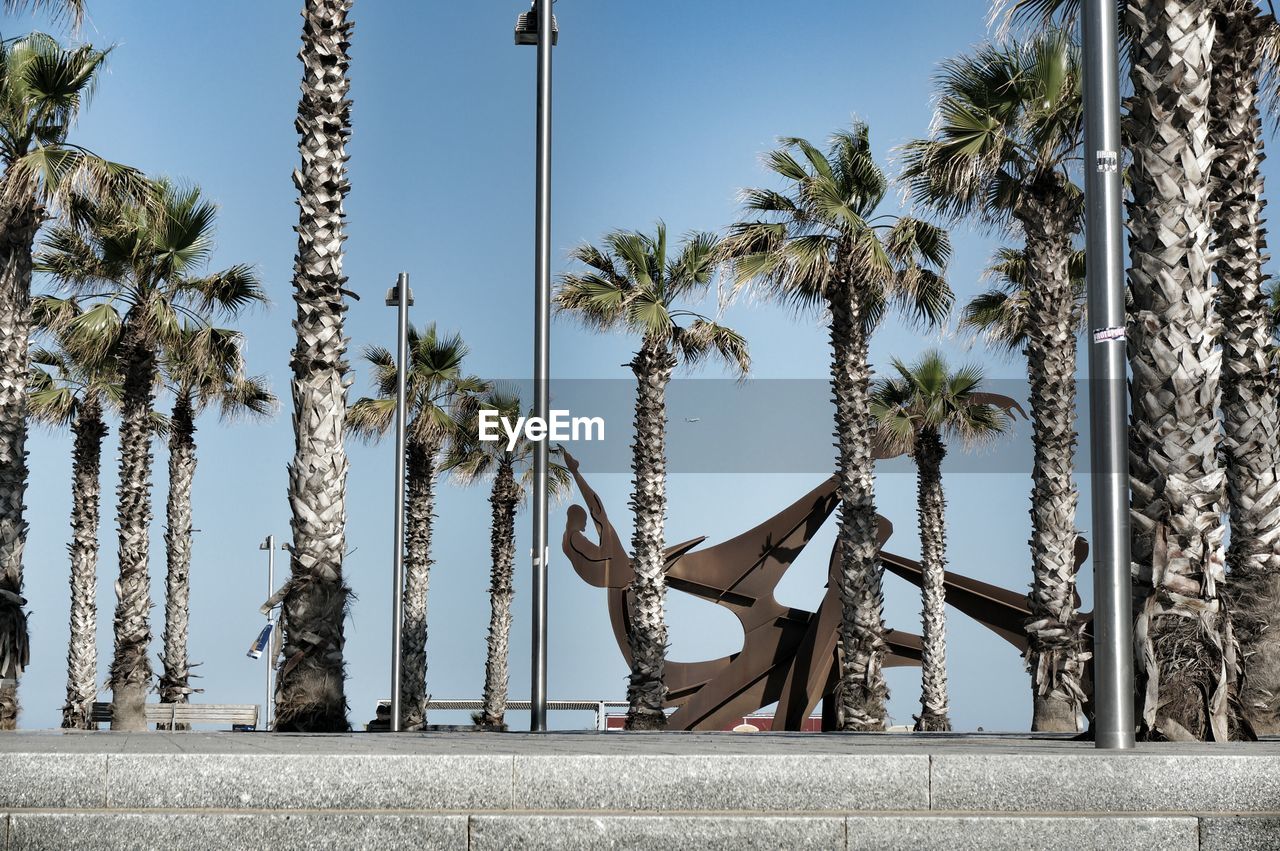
(377, 699, 630, 731)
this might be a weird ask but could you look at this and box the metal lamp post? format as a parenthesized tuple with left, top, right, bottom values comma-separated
(258, 535, 288, 730)
(386, 272, 414, 733)
(515, 0, 557, 733)
(1081, 0, 1136, 750)
(258, 535, 276, 730)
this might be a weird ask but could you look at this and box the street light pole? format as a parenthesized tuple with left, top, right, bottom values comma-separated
(1081, 0, 1135, 750)
(386, 272, 414, 733)
(259, 534, 276, 730)
(516, 0, 556, 733)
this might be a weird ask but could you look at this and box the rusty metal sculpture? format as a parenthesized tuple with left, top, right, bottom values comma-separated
(562, 449, 1091, 731)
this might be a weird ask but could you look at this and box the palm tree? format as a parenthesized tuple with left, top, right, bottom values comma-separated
(280, 0, 355, 733)
(1214, 0, 1280, 735)
(873, 351, 1014, 732)
(901, 31, 1088, 733)
(0, 31, 139, 729)
(348, 324, 486, 730)
(3, 0, 85, 27)
(37, 181, 265, 731)
(559, 223, 750, 730)
(157, 324, 274, 721)
(1004, 0, 1240, 746)
(26, 306, 118, 729)
(720, 125, 951, 731)
(443, 388, 570, 730)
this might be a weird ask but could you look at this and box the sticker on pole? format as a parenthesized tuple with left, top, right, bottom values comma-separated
(1096, 150, 1119, 173)
(1093, 326, 1126, 344)
(247, 621, 273, 660)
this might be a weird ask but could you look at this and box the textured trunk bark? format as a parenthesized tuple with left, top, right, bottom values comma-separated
(109, 321, 157, 732)
(159, 393, 197, 728)
(1127, 0, 1239, 741)
(476, 457, 518, 730)
(1211, 0, 1280, 735)
(62, 398, 106, 730)
(277, 0, 354, 733)
(0, 191, 39, 729)
(829, 274, 888, 732)
(625, 338, 674, 730)
(914, 428, 951, 732)
(1015, 179, 1087, 733)
(399, 434, 435, 731)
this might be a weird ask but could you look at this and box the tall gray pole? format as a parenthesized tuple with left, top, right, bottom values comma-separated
(529, 0, 554, 734)
(1082, 0, 1135, 750)
(387, 272, 413, 733)
(266, 535, 274, 730)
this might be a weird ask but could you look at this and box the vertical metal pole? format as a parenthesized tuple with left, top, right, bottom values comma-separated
(530, 0, 554, 734)
(1082, 0, 1135, 750)
(389, 272, 411, 733)
(266, 535, 274, 731)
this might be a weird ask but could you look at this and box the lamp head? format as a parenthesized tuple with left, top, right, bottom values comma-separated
(515, 1, 558, 46)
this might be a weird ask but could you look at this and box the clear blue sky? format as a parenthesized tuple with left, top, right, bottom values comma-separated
(10, 0, 1248, 732)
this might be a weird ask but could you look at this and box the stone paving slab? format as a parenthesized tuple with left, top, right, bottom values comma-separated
(1200, 816, 1280, 850)
(931, 752, 1280, 813)
(2, 812, 1233, 850)
(104, 753, 514, 811)
(469, 814, 846, 850)
(5, 812, 467, 851)
(842, 815, 1198, 850)
(511, 753, 928, 812)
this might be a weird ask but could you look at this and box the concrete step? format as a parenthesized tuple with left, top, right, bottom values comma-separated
(5, 733, 1280, 848)
(3, 811, 1275, 850)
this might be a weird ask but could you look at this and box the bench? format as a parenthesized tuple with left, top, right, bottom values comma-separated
(90, 702, 260, 730)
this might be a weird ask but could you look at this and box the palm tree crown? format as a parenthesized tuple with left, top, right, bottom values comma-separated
(558, 223, 750, 373)
(962, 246, 1086, 354)
(900, 29, 1083, 227)
(871, 352, 1014, 453)
(722, 125, 952, 325)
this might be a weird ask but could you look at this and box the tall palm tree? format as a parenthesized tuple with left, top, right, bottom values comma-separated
(1214, 0, 1280, 735)
(0, 31, 139, 728)
(157, 324, 274, 720)
(720, 125, 951, 731)
(280, 0, 355, 733)
(348, 324, 486, 730)
(901, 31, 1089, 732)
(872, 351, 1014, 731)
(26, 305, 118, 729)
(443, 388, 570, 731)
(37, 181, 265, 731)
(1005, 0, 1241, 746)
(559, 223, 750, 730)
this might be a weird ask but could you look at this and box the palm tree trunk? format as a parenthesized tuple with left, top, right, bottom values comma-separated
(277, 0, 354, 733)
(109, 322, 157, 732)
(159, 393, 197, 727)
(62, 398, 106, 730)
(625, 338, 674, 730)
(829, 274, 888, 732)
(1127, 0, 1238, 741)
(476, 457, 519, 730)
(399, 435, 435, 731)
(0, 191, 40, 729)
(1212, 0, 1280, 735)
(914, 428, 951, 732)
(1015, 179, 1087, 733)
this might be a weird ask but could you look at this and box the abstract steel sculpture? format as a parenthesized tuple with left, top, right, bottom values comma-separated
(562, 450, 1091, 731)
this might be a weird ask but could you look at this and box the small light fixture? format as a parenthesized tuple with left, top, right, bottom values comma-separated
(514, 0, 558, 46)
